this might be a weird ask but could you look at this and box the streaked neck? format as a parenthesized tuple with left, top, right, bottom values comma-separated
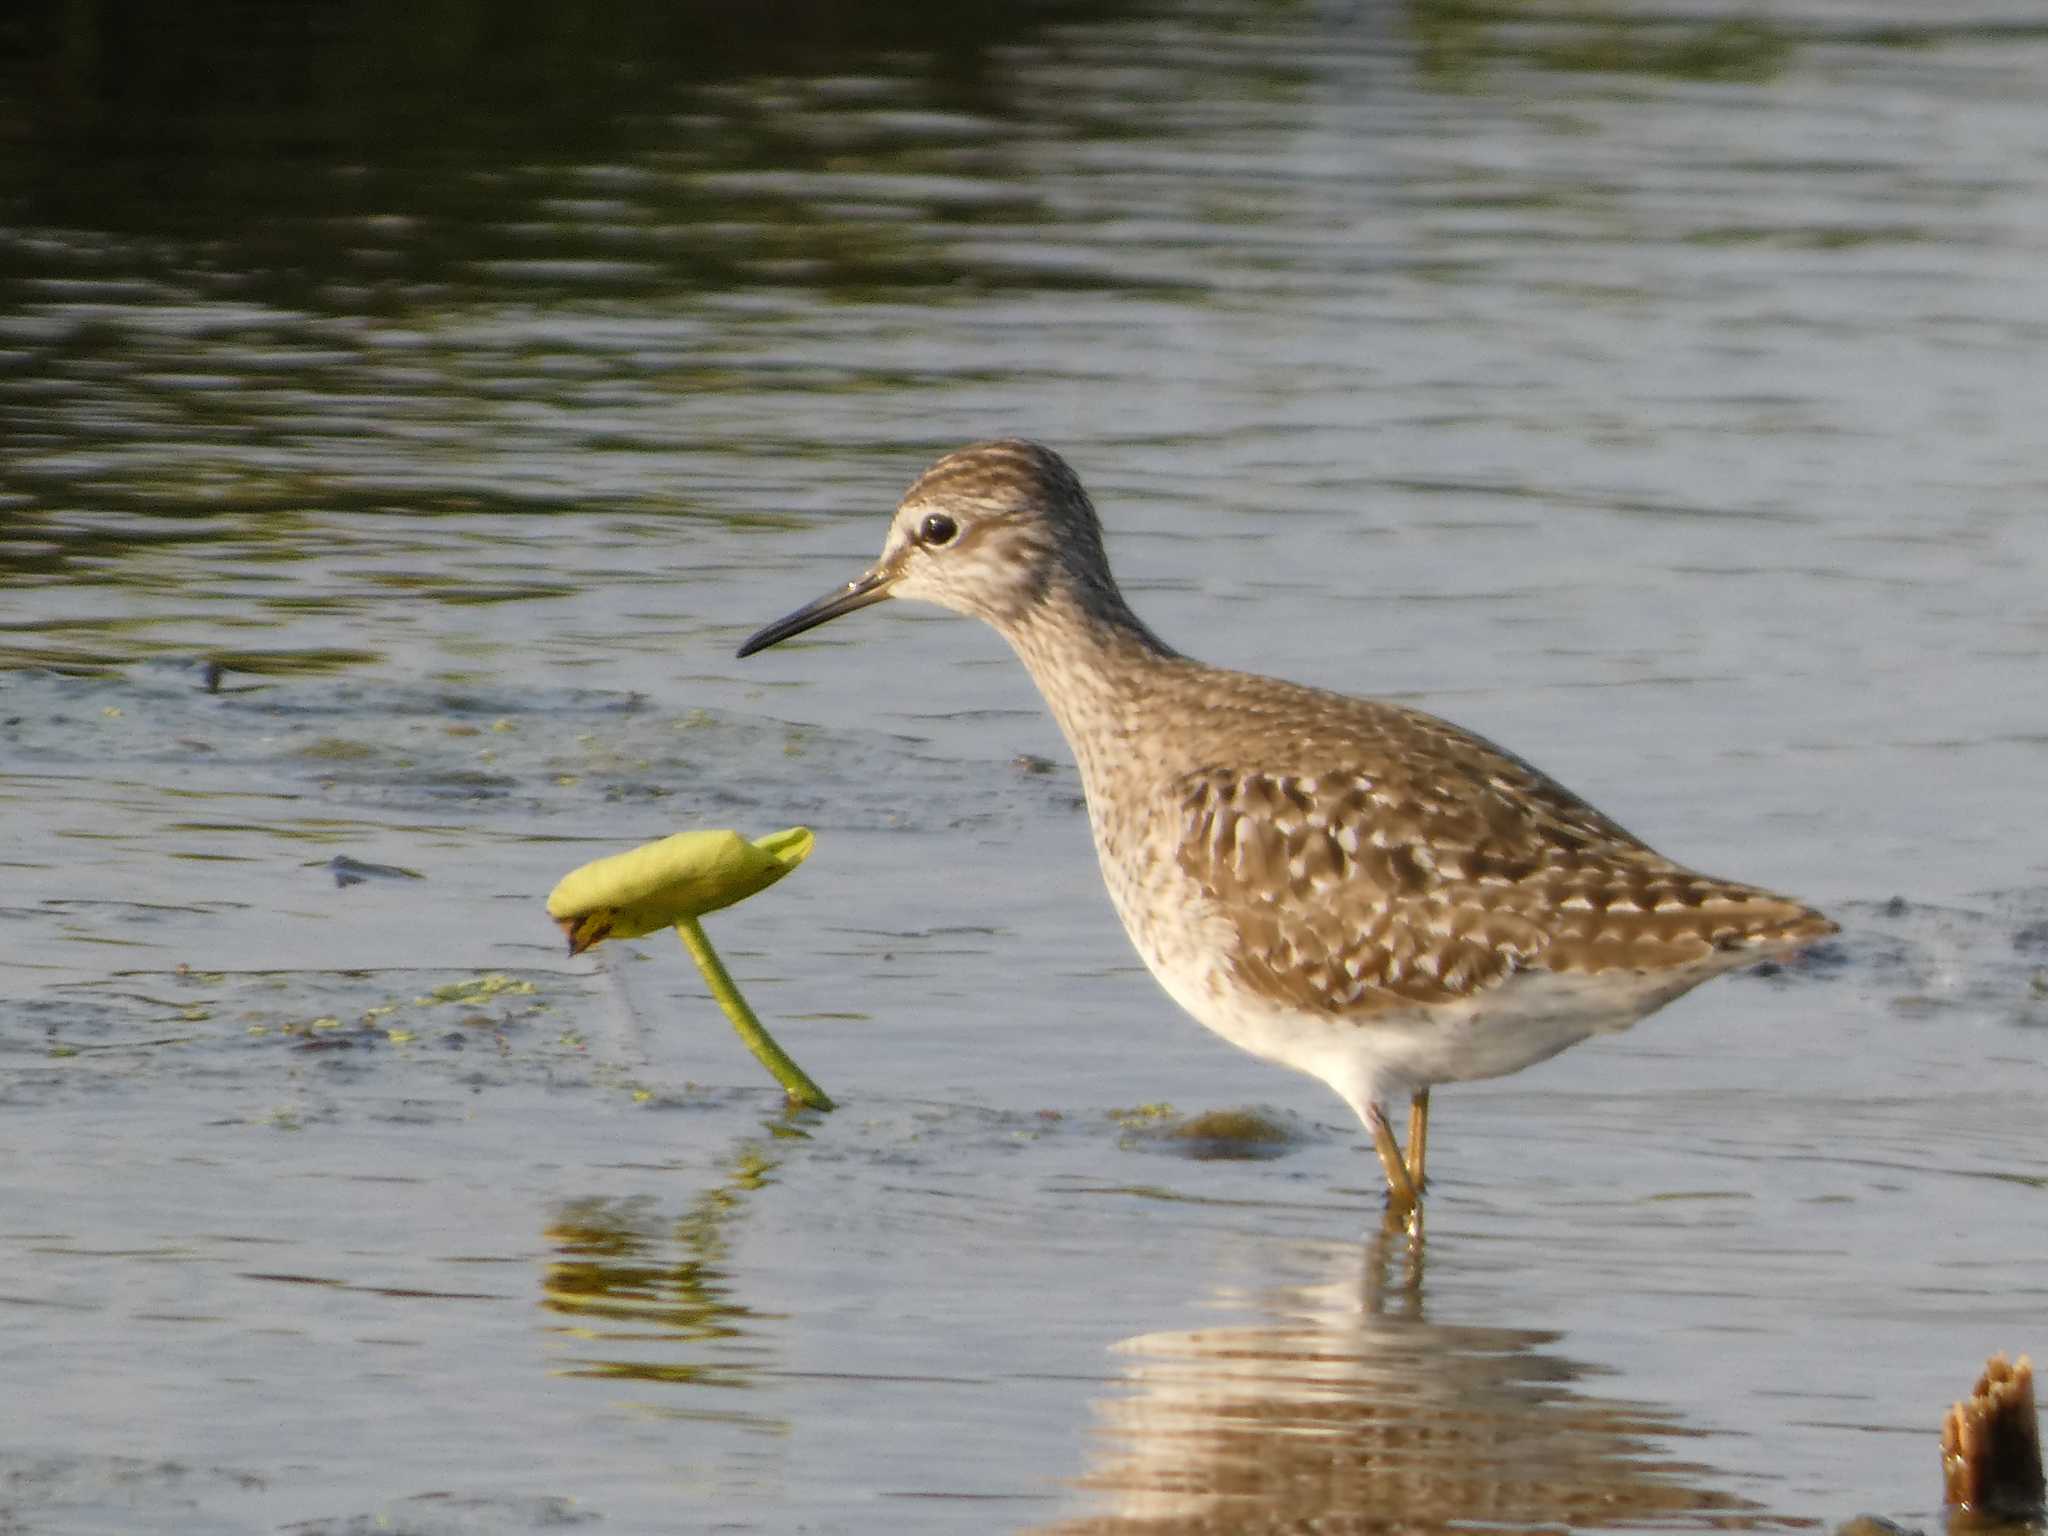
(997, 575, 1183, 778)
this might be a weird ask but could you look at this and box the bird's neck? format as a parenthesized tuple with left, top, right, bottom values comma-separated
(997, 577, 1183, 785)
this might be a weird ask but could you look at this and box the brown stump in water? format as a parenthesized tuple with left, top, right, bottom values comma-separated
(1942, 1354, 2045, 1519)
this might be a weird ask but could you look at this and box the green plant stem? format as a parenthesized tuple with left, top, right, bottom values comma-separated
(674, 917, 833, 1112)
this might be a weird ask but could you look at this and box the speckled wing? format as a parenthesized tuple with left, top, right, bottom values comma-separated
(1171, 703, 1834, 1017)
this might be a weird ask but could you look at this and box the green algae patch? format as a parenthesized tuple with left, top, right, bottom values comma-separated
(1108, 1102, 1178, 1129)
(1113, 1104, 1299, 1161)
(416, 974, 537, 1006)
(1169, 1108, 1291, 1146)
(295, 737, 379, 762)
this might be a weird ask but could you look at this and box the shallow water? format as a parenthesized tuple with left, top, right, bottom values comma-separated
(3, 1, 2047, 1531)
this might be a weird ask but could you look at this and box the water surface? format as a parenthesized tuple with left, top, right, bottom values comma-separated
(3, 1, 2046, 1530)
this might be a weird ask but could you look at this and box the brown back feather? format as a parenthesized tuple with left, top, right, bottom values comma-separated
(1170, 692, 1834, 1016)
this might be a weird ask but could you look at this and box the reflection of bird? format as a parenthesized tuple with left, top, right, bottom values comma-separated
(739, 440, 1835, 1225)
(1036, 1235, 1772, 1534)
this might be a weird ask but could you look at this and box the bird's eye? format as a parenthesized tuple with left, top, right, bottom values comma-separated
(919, 512, 959, 547)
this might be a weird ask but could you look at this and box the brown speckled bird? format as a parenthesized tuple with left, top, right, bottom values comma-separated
(739, 440, 1835, 1227)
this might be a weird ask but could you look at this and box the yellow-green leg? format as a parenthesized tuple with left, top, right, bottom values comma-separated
(1406, 1087, 1430, 1193)
(1368, 1104, 1420, 1231)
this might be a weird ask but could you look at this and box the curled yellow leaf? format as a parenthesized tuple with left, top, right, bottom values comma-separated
(546, 827, 813, 956)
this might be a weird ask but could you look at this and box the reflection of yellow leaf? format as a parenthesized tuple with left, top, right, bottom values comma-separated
(546, 828, 813, 956)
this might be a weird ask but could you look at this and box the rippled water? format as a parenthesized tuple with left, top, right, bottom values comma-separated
(3, 1, 2046, 1531)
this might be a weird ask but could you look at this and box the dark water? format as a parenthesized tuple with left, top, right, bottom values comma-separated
(3, 2, 2046, 1532)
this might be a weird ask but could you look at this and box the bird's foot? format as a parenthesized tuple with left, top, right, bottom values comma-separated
(1379, 1189, 1423, 1238)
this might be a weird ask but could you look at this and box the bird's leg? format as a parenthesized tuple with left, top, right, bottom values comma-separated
(1405, 1087, 1430, 1193)
(1367, 1103, 1421, 1231)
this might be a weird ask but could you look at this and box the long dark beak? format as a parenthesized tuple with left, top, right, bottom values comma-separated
(736, 568, 893, 657)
